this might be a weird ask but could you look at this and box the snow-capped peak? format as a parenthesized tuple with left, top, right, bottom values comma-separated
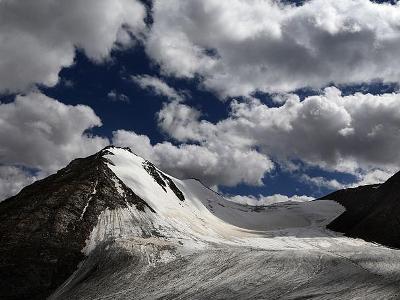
(83, 146, 366, 255)
(4, 146, 399, 300)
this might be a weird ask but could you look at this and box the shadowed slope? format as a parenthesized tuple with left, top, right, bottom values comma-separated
(321, 171, 400, 249)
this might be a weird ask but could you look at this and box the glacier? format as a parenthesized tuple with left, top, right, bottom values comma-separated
(49, 147, 400, 299)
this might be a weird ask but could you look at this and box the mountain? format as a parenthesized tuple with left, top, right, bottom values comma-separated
(320, 171, 400, 249)
(1, 146, 400, 299)
(0, 147, 154, 299)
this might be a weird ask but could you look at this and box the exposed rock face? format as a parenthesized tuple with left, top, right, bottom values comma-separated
(142, 160, 185, 201)
(0, 147, 153, 300)
(320, 171, 400, 249)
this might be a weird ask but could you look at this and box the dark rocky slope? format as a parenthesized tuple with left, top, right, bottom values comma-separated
(0, 147, 154, 300)
(320, 171, 400, 249)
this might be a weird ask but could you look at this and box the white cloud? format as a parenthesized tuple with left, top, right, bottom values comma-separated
(149, 87, 400, 185)
(0, 92, 109, 198)
(300, 174, 345, 190)
(0, 92, 109, 173)
(4, 89, 398, 198)
(3, 0, 400, 199)
(228, 194, 314, 206)
(147, 0, 400, 97)
(132, 75, 186, 101)
(112, 130, 156, 162)
(353, 168, 395, 186)
(0, 0, 146, 93)
(112, 130, 274, 187)
(157, 101, 204, 141)
(0, 166, 40, 201)
(154, 142, 273, 187)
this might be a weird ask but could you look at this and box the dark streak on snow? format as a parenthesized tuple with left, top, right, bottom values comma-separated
(142, 160, 185, 202)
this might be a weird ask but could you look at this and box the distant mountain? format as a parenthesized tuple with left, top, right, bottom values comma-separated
(320, 171, 400, 249)
(1, 146, 400, 300)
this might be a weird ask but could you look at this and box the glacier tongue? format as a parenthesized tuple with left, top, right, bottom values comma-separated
(52, 147, 400, 299)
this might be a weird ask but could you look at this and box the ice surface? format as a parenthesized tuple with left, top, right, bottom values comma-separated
(51, 147, 400, 299)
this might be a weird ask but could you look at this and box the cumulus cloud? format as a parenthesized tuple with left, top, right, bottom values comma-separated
(3, 0, 400, 200)
(0, 92, 109, 199)
(154, 143, 273, 187)
(147, 0, 400, 97)
(353, 168, 395, 186)
(0, 92, 109, 172)
(231, 88, 400, 174)
(157, 101, 204, 141)
(0, 0, 146, 93)
(149, 87, 400, 185)
(4, 89, 398, 198)
(132, 75, 186, 101)
(112, 130, 274, 187)
(112, 130, 156, 162)
(300, 168, 395, 190)
(0, 166, 40, 201)
(228, 194, 314, 206)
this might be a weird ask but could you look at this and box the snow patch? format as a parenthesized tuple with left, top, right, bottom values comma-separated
(111, 176, 125, 197)
(79, 180, 97, 220)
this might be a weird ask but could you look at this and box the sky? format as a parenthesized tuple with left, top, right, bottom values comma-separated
(1, 0, 400, 203)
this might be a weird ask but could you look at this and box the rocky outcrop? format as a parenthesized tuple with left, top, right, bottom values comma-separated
(143, 160, 185, 201)
(320, 171, 400, 249)
(0, 146, 153, 300)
